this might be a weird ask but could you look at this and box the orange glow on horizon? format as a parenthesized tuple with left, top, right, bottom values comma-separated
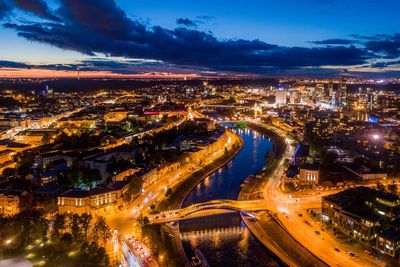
(0, 67, 200, 79)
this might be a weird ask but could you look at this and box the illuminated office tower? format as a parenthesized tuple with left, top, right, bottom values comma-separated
(275, 89, 287, 106)
(331, 91, 336, 106)
(338, 77, 347, 104)
(290, 90, 300, 104)
(328, 81, 334, 97)
(315, 84, 324, 98)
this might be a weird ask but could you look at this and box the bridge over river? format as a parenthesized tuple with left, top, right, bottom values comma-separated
(148, 199, 266, 224)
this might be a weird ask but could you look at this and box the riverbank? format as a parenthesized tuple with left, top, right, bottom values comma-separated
(238, 123, 327, 267)
(155, 130, 244, 211)
(149, 130, 244, 266)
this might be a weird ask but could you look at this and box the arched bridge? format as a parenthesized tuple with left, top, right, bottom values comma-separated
(148, 199, 266, 224)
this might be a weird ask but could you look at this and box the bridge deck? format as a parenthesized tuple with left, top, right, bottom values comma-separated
(149, 199, 266, 224)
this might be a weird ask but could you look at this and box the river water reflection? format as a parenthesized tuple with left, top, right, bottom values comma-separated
(180, 128, 282, 267)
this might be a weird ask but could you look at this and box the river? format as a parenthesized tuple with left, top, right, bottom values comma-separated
(179, 127, 283, 267)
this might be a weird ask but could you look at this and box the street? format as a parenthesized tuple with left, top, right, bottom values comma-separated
(251, 122, 385, 267)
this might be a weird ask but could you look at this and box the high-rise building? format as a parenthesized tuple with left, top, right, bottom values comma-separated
(331, 91, 336, 106)
(316, 84, 324, 97)
(275, 89, 287, 106)
(328, 81, 334, 97)
(185, 87, 193, 97)
(338, 77, 347, 104)
(289, 90, 300, 104)
(366, 88, 376, 111)
(357, 111, 369, 121)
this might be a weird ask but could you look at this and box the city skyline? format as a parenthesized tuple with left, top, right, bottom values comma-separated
(1, 2, 400, 266)
(0, 79, 399, 266)
(0, 0, 400, 78)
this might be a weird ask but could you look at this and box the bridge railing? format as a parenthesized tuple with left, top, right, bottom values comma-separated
(152, 200, 264, 215)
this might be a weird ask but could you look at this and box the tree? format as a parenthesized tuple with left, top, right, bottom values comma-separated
(81, 168, 102, 189)
(52, 214, 66, 240)
(16, 151, 37, 176)
(376, 182, 385, 192)
(63, 167, 101, 189)
(80, 213, 92, 241)
(388, 182, 398, 195)
(78, 122, 92, 133)
(106, 158, 133, 174)
(78, 242, 109, 266)
(28, 210, 48, 242)
(285, 182, 296, 192)
(100, 135, 117, 146)
(142, 216, 150, 226)
(11, 210, 47, 245)
(122, 118, 143, 133)
(2, 167, 16, 177)
(97, 246, 110, 266)
(71, 214, 81, 241)
(263, 117, 272, 124)
(60, 233, 73, 246)
(165, 188, 173, 198)
(55, 131, 100, 150)
(127, 176, 143, 197)
(91, 216, 111, 246)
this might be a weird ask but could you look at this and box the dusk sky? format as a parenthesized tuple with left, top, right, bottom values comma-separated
(0, 0, 400, 78)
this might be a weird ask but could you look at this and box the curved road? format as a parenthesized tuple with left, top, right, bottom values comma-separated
(247, 121, 384, 267)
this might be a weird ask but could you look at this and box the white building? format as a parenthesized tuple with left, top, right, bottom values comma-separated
(275, 89, 287, 106)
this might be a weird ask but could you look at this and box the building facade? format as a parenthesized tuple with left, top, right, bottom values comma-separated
(322, 187, 400, 243)
(376, 228, 400, 257)
(0, 193, 21, 216)
(57, 183, 128, 216)
(298, 164, 320, 185)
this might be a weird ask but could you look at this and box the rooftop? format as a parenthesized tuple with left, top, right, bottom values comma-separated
(379, 229, 400, 243)
(301, 163, 320, 171)
(323, 186, 400, 221)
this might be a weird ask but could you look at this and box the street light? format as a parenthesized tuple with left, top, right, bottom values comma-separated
(40, 243, 44, 258)
(5, 239, 12, 253)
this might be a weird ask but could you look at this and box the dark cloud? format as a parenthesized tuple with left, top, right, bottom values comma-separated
(370, 60, 400, 69)
(346, 33, 400, 59)
(0, 58, 172, 74)
(364, 34, 400, 58)
(13, 0, 60, 21)
(3, 57, 400, 78)
(55, 0, 143, 40)
(0, 60, 30, 68)
(0, 0, 13, 20)
(247, 46, 368, 67)
(0, 60, 80, 70)
(349, 33, 391, 41)
(78, 59, 168, 72)
(7, 18, 369, 69)
(195, 15, 215, 22)
(310, 39, 356, 45)
(37, 60, 147, 73)
(1, 0, 394, 76)
(176, 18, 197, 28)
(349, 34, 378, 41)
(371, 62, 387, 68)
